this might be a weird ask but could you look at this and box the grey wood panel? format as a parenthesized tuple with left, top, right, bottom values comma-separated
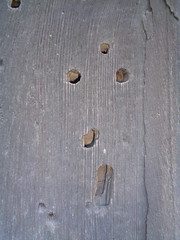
(0, 0, 179, 239)
(143, 0, 180, 239)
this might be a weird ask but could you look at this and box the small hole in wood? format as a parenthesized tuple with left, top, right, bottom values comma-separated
(0, 59, 3, 66)
(81, 128, 99, 148)
(48, 212, 54, 218)
(67, 69, 81, 84)
(116, 68, 129, 83)
(100, 43, 110, 54)
(38, 202, 46, 213)
(46, 211, 57, 232)
(11, 0, 21, 8)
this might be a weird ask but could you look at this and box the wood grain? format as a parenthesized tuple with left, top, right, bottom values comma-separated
(0, 0, 179, 239)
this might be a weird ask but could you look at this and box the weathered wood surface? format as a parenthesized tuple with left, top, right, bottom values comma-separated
(0, 0, 180, 239)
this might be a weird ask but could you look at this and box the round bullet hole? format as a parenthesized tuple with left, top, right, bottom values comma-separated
(100, 43, 110, 54)
(67, 69, 81, 84)
(11, 0, 21, 8)
(116, 68, 129, 83)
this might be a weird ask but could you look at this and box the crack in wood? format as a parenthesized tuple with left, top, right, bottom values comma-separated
(163, 0, 179, 20)
(142, 3, 152, 237)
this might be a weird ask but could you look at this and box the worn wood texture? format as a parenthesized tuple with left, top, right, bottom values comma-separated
(0, 0, 180, 239)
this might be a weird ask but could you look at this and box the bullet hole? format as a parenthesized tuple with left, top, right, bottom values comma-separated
(46, 212, 57, 233)
(85, 201, 93, 214)
(48, 212, 55, 218)
(81, 128, 99, 148)
(11, 0, 21, 8)
(122, 134, 129, 145)
(116, 68, 129, 83)
(95, 164, 113, 206)
(85, 201, 92, 209)
(38, 202, 46, 213)
(67, 69, 81, 84)
(100, 43, 110, 54)
(0, 59, 3, 72)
